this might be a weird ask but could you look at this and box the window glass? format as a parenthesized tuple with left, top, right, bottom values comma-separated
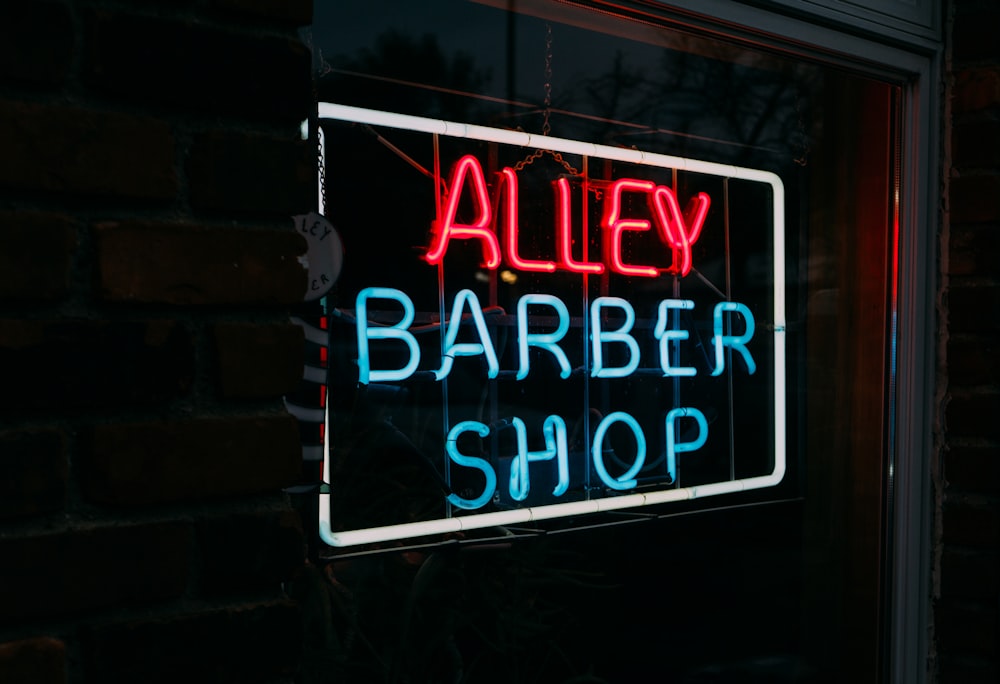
(305, 1, 898, 679)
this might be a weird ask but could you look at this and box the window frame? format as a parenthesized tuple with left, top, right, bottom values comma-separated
(307, 1, 940, 679)
(638, 1, 940, 680)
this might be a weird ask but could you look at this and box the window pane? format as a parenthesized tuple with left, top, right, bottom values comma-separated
(306, 1, 898, 679)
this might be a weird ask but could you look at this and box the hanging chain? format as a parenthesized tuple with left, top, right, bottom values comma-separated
(514, 23, 580, 177)
(542, 23, 553, 137)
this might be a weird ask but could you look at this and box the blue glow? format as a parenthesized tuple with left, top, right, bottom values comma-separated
(711, 302, 757, 376)
(591, 411, 647, 491)
(590, 297, 640, 378)
(653, 298, 697, 377)
(516, 294, 572, 380)
(665, 407, 708, 481)
(355, 287, 420, 384)
(436, 289, 500, 381)
(509, 415, 570, 501)
(445, 421, 497, 510)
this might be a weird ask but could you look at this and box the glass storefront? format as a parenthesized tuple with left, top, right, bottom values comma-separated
(300, 1, 906, 680)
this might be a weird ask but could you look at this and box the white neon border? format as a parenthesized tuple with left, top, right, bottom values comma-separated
(317, 102, 786, 548)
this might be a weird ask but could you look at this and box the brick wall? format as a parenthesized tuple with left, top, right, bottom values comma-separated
(0, 1, 314, 682)
(936, 0, 1000, 681)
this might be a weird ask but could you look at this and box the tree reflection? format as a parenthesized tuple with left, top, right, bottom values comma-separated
(318, 30, 492, 123)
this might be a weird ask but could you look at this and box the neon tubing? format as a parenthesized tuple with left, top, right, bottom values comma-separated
(711, 302, 757, 377)
(425, 155, 501, 268)
(316, 103, 787, 548)
(682, 192, 711, 245)
(318, 103, 787, 187)
(602, 178, 659, 277)
(650, 185, 689, 276)
(516, 294, 572, 380)
(555, 177, 604, 274)
(591, 411, 647, 491)
(436, 288, 500, 381)
(500, 167, 558, 273)
(653, 298, 697, 377)
(444, 421, 497, 510)
(355, 287, 420, 384)
(590, 297, 640, 379)
(665, 407, 709, 482)
(509, 415, 570, 501)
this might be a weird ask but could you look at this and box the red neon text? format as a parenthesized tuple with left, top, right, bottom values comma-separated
(425, 155, 710, 277)
(425, 155, 501, 269)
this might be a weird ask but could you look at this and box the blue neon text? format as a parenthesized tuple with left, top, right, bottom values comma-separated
(354, 288, 756, 383)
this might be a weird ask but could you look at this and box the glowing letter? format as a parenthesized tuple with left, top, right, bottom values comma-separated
(425, 155, 501, 268)
(653, 299, 696, 377)
(590, 297, 640, 378)
(602, 178, 658, 277)
(516, 294, 572, 380)
(509, 415, 569, 501)
(592, 411, 646, 491)
(436, 289, 500, 381)
(665, 407, 708, 482)
(500, 167, 557, 273)
(355, 287, 420, 384)
(650, 186, 711, 276)
(556, 177, 604, 274)
(711, 302, 756, 376)
(445, 421, 497, 510)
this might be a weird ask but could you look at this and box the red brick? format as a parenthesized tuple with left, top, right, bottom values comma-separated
(213, 322, 304, 399)
(0, 637, 66, 684)
(954, 68, 1000, 113)
(942, 499, 1000, 548)
(946, 393, 1000, 440)
(187, 131, 315, 216)
(0, 522, 191, 621)
(209, 0, 312, 25)
(0, 319, 193, 410)
(949, 224, 1000, 276)
(0, 4, 73, 86)
(85, 11, 311, 121)
(946, 446, 1000, 495)
(948, 285, 1000, 333)
(0, 212, 76, 301)
(95, 221, 307, 305)
(952, 120, 1000, 170)
(950, 175, 1000, 224)
(83, 600, 301, 684)
(196, 510, 303, 595)
(940, 548, 999, 601)
(81, 415, 301, 506)
(0, 100, 176, 200)
(0, 429, 68, 520)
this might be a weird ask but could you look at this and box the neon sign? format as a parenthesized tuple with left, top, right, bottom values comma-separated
(426, 155, 711, 277)
(317, 102, 786, 548)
